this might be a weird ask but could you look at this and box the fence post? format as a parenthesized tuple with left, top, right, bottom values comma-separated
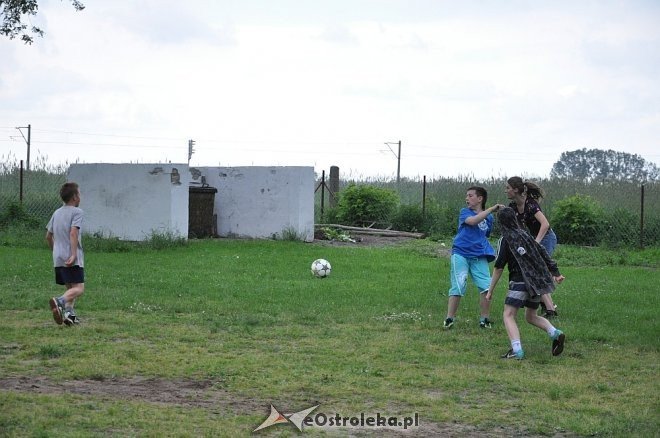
(422, 175, 427, 218)
(640, 184, 645, 249)
(320, 170, 326, 221)
(19, 159, 24, 205)
(329, 166, 339, 208)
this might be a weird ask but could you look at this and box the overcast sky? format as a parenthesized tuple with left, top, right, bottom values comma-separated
(1, 0, 658, 180)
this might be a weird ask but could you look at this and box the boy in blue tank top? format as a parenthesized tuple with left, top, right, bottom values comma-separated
(444, 186, 504, 329)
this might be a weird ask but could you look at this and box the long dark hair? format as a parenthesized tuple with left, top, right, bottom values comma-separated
(468, 186, 488, 210)
(507, 176, 544, 200)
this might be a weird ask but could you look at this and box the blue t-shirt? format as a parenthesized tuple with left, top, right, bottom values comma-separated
(451, 208, 495, 261)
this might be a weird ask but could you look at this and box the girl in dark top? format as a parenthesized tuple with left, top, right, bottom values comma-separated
(486, 207, 566, 359)
(506, 176, 559, 318)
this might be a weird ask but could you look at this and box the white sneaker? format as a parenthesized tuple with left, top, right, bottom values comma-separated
(63, 311, 76, 326)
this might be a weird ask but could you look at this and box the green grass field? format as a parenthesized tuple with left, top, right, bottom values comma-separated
(0, 229, 658, 436)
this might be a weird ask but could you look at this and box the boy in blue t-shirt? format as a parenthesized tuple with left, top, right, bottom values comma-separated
(444, 186, 503, 329)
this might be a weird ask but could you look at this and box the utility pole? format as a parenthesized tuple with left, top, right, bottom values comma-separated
(16, 124, 31, 171)
(188, 139, 195, 164)
(384, 140, 402, 187)
(397, 140, 401, 186)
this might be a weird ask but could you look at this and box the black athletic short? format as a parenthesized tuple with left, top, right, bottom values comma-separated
(55, 266, 85, 285)
(504, 281, 541, 309)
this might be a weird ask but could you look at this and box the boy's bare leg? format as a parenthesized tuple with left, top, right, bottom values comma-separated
(502, 305, 520, 342)
(447, 296, 460, 318)
(479, 292, 491, 318)
(63, 283, 84, 305)
(60, 283, 84, 325)
(541, 294, 556, 313)
(525, 307, 565, 355)
(525, 307, 553, 331)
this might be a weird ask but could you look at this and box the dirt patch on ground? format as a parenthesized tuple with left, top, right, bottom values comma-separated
(313, 234, 418, 247)
(313, 234, 452, 259)
(0, 376, 262, 413)
(0, 376, 574, 436)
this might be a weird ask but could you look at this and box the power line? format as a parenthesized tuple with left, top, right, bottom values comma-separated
(3, 127, 659, 165)
(0, 141, 591, 162)
(405, 143, 559, 157)
(31, 128, 186, 142)
(28, 127, 382, 146)
(6, 126, 660, 158)
(30, 140, 184, 150)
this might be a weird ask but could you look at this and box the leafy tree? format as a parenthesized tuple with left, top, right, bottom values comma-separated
(1, 0, 84, 44)
(550, 148, 659, 183)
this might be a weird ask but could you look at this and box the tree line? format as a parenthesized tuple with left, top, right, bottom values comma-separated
(551, 149, 658, 183)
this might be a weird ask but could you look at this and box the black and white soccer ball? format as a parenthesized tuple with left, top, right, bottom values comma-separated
(311, 259, 331, 278)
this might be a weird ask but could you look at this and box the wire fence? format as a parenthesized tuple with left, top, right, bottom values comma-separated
(1, 159, 658, 248)
(316, 174, 660, 248)
(0, 159, 67, 223)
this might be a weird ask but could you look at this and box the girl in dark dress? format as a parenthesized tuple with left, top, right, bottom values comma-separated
(506, 176, 559, 318)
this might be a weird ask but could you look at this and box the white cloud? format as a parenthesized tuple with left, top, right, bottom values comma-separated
(1, 0, 658, 178)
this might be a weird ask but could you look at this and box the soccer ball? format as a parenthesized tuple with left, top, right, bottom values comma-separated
(311, 259, 331, 278)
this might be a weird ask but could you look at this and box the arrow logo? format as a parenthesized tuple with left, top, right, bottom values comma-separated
(254, 404, 319, 432)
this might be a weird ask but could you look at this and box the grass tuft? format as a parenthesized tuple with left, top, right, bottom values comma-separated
(38, 345, 64, 359)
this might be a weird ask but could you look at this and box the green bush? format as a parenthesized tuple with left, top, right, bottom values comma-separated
(389, 201, 471, 239)
(317, 206, 340, 224)
(423, 201, 462, 240)
(551, 194, 604, 245)
(337, 184, 398, 227)
(0, 201, 41, 227)
(390, 204, 426, 232)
